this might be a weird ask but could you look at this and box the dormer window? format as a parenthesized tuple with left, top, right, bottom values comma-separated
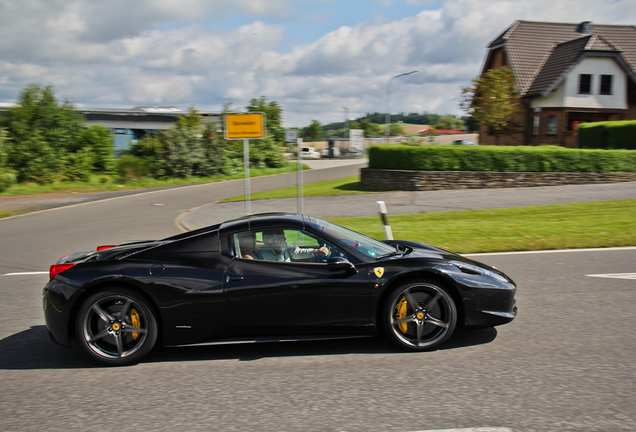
(578, 74, 592, 94)
(599, 75, 613, 95)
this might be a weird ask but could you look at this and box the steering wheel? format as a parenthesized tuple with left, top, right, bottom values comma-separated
(313, 243, 332, 263)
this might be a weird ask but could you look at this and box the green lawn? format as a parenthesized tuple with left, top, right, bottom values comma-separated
(328, 199, 636, 253)
(220, 177, 379, 202)
(0, 164, 306, 197)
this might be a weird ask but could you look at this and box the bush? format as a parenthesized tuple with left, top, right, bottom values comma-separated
(607, 121, 636, 150)
(115, 154, 154, 182)
(0, 170, 17, 192)
(579, 120, 636, 150)
(368, 145, 636, 173)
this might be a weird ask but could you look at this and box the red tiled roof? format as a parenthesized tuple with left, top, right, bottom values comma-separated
(486, 21, 636, 96)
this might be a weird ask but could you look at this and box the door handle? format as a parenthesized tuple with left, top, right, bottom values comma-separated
(226, 274, 244, 283)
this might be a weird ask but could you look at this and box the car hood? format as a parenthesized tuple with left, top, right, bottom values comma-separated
(383, 239, 505, 275)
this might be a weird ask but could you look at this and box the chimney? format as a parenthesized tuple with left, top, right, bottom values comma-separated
(577, 21, 593, 34)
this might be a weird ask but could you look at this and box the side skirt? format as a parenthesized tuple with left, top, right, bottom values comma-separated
(166, 334, 374, 348)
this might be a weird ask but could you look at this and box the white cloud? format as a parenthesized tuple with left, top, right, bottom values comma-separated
(0, 0, 634, 126)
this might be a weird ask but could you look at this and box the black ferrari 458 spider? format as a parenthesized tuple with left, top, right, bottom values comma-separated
(43, 213, 517, 365)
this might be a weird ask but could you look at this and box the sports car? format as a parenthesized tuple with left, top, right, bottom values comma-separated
(43, 213, 517, 365)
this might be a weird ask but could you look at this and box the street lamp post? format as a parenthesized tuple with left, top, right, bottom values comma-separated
(385, 70, 419, 143)
(343, 107, 349, 139)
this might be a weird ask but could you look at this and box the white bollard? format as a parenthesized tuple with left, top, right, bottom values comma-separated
(377, 201, 393, 240)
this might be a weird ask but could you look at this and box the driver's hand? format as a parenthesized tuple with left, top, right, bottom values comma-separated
(314, 246, 329, 256)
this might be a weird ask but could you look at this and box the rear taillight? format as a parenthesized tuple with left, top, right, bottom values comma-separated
(49, 263, 75, 280)
(97, 245, 117, 251)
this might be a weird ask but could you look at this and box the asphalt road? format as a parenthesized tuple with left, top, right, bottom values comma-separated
(1, 162, 635, 432)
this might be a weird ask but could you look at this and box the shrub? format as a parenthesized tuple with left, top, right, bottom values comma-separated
(607, 121, 636, 150)
(368, 145, 636, 173)
(0, 170, 17, 192)
(578, 120, 636, 150)
(115, 154, 153, 182)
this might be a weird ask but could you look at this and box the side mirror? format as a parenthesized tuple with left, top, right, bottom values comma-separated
(327, 257, 358, 274)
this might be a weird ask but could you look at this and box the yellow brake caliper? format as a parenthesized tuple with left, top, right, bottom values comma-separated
(396, 296, 408, 334)
(131, 308, 140, 340)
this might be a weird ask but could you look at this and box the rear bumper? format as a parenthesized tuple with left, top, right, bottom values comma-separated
(42, 279, 82, 347)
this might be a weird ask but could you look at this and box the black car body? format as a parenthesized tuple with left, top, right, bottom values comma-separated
(43, 213, 517, 365)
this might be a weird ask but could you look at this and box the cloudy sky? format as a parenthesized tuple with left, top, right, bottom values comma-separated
(1, 0, 634, 127)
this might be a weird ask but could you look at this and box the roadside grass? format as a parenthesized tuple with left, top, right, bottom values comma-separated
(0, 164, 305, 197)
(219, 177, 379, 202)
(328, 199, 636, 253)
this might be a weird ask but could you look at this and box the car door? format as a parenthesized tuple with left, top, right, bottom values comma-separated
(223, 232, 372, 336)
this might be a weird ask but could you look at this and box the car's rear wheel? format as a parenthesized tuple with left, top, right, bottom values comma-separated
(75, 287, 157, 365)
(383, 281, 457, 351)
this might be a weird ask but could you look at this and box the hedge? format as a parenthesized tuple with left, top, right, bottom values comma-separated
(368, 145, 636, 173)
(578, 120, 636, 150)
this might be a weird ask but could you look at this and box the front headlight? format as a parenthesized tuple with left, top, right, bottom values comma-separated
(450, 260, 509, 284)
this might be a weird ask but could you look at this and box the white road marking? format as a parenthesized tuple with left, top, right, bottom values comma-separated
(467, 246, 636, 257)
(3, 271, 48, 276)
(587, 273, 636, 280)
(411, 428, 513, 432)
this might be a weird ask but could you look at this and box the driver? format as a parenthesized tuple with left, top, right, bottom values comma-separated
(257, 229, 329, 262)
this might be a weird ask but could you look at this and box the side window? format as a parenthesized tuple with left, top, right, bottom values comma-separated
(233, 231, 259, 260)
(247, 228, 347, 263)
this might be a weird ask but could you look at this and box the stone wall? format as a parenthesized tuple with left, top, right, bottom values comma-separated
(360, 168, 636, 191)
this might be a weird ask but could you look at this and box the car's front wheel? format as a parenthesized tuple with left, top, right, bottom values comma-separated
(75, 287, 158, 365)
(383, 281, 457, 351)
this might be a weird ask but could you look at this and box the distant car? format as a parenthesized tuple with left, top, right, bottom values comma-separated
(321, 147, 340, 158)
(299, 146, 320, 159)
(452, 140, 478, 146)
(43, 213, 517, 365)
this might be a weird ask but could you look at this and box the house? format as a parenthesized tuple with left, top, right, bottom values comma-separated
(479, 20, 636, 146)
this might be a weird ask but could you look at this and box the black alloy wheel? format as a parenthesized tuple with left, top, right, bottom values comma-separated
(383, 281, 457, 351)
(75, 287, 158, 365)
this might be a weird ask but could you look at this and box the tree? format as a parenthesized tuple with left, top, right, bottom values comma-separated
(3, 84, 117, 183)
(350, 118, 381, 138)
(302, 120, 324, 142)
(78, 125, 114, 173)
(246, 96, 285, 143)
(0, 127, 16, 192)
(461, 67, 519, 144)
(435, 115, 465, 131)
(163, 108, 208, 177)
(4, 84, 86, 182)
(382, 123, 404, 137)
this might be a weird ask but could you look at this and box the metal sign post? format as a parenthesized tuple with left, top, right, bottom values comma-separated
(285, 129, 299, 188)
(243, 138, 251, 214)
(296, 138, 303, 214)
(224, 113, 266, 215)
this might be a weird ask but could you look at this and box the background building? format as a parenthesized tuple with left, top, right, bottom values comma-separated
(81, 107, 219, 151)
(480, 20, 636, 146)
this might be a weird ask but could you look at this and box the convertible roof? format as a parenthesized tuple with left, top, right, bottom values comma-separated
(219, 213, 308, 234)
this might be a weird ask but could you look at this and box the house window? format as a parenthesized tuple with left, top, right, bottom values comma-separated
(578, 74, 592, 94)
(546, 116, 558, 135)
(599, 75, 613, 95)
(533, 116, 540, 135)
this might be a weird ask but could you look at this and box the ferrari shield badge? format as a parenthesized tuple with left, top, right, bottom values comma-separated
(374, 267, 385, 278)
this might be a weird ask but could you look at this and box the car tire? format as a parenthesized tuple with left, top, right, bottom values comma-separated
(75, 287, 158, 365)
(382, 280, 457, 351)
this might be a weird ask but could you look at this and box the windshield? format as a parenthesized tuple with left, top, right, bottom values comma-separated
(312, 219, 396, 259)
